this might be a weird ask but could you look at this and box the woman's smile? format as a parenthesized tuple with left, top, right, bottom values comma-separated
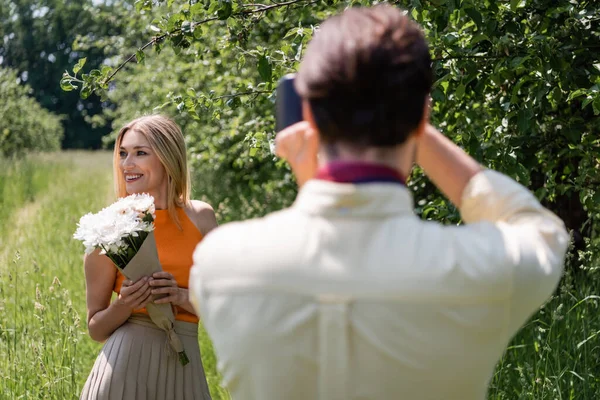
(124, 173, 143, 183)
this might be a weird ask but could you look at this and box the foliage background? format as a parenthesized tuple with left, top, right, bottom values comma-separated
(0, 0, 121, 149)
(64, 0, 600, 253)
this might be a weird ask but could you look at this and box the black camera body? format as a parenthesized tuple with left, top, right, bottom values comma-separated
(275, 74, 303, 132)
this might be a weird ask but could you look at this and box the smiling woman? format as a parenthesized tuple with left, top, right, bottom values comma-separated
(79, 114, 218, 400)
(113, 115, 191, 228)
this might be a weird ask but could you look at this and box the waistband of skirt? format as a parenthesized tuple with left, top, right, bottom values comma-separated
(127, 314, 198, 337)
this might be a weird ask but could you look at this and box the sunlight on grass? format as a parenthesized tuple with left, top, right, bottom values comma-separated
(0, 151, 230, 399)
(0, 151, 112, 398)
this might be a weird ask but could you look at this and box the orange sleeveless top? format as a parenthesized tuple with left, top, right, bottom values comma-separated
(113, 207, 203, 323)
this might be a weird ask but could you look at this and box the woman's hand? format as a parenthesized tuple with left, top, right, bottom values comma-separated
(117, 276, 153, 310)
(149, 272, 188, 307)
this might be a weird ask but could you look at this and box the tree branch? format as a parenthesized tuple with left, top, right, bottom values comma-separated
(432, 45, 600, 63)
(103, 16, 219, 85)
(433, 54, 505, 62)
(102, 0, 318, 86)
(213, 90, 272, 100)
(103, 38, 157, 85)
(242, 0, 319, 13)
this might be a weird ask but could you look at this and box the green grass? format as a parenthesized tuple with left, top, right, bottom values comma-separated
(0, 151, 598, 399)
(490, 266, 600, 399)
(0, 151, 230, 399)
(0, 154, 70, 234)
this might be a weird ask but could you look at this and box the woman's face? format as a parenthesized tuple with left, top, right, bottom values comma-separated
(119, 129, 167, 197)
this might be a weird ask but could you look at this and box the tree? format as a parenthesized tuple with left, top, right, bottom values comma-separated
(0, 0, 126, 149)
(63, 0, 599, 256)
(0, 67, 63, 156)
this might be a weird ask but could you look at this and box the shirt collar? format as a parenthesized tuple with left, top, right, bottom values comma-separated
(315, 161, 406, 185)
(292, 179, 415, 217)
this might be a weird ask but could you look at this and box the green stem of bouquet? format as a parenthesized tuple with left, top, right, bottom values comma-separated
(126, 235, 140, 254)
(99, 244, 128, 270)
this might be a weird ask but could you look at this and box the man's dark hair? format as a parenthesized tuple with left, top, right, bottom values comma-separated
(295, 4, 432, 148)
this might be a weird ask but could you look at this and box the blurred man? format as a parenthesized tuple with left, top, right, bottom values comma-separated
(189, 5, 569, 400)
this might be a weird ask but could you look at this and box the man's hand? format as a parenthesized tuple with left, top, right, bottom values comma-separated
(275, 121, 319, 187)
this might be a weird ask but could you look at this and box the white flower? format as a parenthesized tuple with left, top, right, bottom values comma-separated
(73, 194, 157, 260)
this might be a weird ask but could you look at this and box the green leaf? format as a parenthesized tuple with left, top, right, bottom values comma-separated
(465, 8, 482, 27)
(258, 55, 272, 83)
(167, 13, 184, 31)
(510, 56, 528, 69)
(593, 190, 600, 205)
(431, 87, 445, 102)
(226, 97, 242, 109)
(135, 0, 153, 12)
(60, 75, 76, 92)
(284, 27, 302, 39)
(568, 89, 588, 101)
(485, 19, 497, 36)
(237, 54, 246, 68)
(249, 147, 258, 157)
(191, 3, 204, 15)
(193, 25, 204, 39)
(73, 57, 87, 75)
(217, 0, 232, 20)
(510, 0, 521, 11)
(455, 84, 466, 99)
(99, 89, 110, 102)
(432, 74, 451, 89)
(81, 83, 92, 100)
(517, 108, 533, 132)
(207, 1, 219, 14)
(593, 97, 600, 115)
(136, 50, 146, 65)
(435, 13, 449, 32)
(471, 34, 490, 45)
(515, 163, 530, 185)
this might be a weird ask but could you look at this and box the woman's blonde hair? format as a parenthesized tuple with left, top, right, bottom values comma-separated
(113, 114, 191, 228)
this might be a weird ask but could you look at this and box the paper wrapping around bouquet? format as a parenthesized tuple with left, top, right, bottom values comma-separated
(119, 231, 189, 366)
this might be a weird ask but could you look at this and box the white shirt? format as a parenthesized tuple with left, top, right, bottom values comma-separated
(189, 170, 569, 400)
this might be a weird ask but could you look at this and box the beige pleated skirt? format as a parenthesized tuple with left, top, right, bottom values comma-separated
(80, 314, 212, 400)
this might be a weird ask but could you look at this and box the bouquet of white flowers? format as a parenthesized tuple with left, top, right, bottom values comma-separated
(74, 193, 189, 366)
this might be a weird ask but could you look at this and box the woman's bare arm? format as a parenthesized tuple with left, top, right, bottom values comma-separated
(84, 250, 152, 342)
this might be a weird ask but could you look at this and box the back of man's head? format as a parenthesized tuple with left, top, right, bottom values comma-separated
(295, 5, 432, 148)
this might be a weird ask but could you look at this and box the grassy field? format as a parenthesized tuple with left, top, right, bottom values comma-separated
(0, 152, 229, 399)
(0, 151, 598, 399)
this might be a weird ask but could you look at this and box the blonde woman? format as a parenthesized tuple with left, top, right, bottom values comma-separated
(80, 115, 217, 400)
